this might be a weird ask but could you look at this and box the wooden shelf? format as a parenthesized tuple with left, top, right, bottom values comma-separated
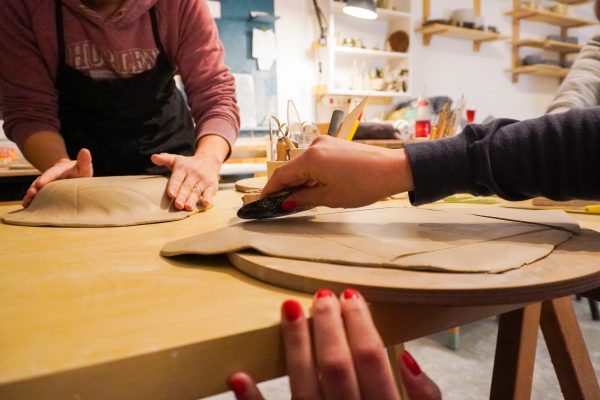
(327, 88, 409, 98)
(552, 0, 593, 5)
(508, 64, 570, 78)
(331, 1, 411, 21)
(513, 38, 582, 53)
(333, 46, 409, 59)
(416, 23, 508, 52)
(504, 6, 596, 28)
(313, 85, 409, 104)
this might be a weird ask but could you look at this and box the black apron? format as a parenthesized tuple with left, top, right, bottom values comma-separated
(54, 0, 195, 176)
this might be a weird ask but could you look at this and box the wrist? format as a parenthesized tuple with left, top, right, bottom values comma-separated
(194, 135, 229, 164)
(385, 149, 414, 195)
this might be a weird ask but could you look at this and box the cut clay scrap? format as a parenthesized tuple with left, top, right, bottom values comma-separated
(161, 206, 579, 273)
(2, 175, 205, 227)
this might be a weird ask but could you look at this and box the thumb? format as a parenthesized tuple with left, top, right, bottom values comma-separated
(75, 148, 93, 177)
(151, 153, 177, 169)
(398, 351, 442, 400)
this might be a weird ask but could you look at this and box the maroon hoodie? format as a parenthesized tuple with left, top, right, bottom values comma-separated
(0, 0, 239, 152)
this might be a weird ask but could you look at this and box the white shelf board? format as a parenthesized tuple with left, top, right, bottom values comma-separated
(239, 126, 269, 132)
(331, 1, 410, 21)
(328, 89, 410, 98)
(220, 163, 266, 176)
(334, 46, 409, 59)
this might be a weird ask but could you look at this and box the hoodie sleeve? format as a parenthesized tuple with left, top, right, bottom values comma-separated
(0, 0, 60, 149)
(546, 36, 600, 114)
(404, 107, 600, 205)
(172, 0, 240, 157)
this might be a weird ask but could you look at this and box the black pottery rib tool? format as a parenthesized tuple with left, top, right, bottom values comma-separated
(237, 189, 309, 220)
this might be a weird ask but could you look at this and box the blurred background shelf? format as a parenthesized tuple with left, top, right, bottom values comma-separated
(416, 23, 507, 52)
(508, 64, 570, 78)
(333, 46, 409, 59)
(512, 38, 582, 53)
(552, 0, 593, 5)
(504, 6, 596, 28)
(331, 1, 411, 21)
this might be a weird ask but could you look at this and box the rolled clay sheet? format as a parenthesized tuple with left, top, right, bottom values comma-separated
(161, 206, 579, 273)
(2, 175, 205, 227)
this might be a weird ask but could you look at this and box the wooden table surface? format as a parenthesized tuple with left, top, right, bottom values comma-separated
(1, 191, 599, 399)
(0, 164, 39, 178)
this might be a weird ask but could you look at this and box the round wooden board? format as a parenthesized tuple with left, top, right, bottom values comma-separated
(229, 228, 600, 306)
(235, 177, 268, 193)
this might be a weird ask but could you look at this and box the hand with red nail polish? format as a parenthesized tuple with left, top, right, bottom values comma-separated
(229, 288, 441, 400)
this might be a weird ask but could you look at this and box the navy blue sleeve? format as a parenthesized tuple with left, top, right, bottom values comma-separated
(404, 107, 600, 205)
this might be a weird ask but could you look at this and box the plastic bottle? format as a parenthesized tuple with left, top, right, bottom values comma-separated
(415, 90, 432, 138)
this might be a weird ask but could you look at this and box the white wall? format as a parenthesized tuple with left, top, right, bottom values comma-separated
(275, 0, 598, 123)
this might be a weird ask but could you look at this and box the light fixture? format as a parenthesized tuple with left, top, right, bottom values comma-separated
(343, 0, 377, 20)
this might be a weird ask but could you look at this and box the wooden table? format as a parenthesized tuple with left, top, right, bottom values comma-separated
(0, 191, 599, 399)
(0, 164, 39, 201)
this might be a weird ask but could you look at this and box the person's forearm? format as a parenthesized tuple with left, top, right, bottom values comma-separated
(546, 38, 600, 114)
(405, 107, 600, 205)
(194, 134, 230, 164)
(21, 131, 70, 172)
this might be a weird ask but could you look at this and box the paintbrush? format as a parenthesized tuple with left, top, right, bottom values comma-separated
(433, 102, 450, 140)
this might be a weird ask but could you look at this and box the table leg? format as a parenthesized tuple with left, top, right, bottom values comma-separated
(540, 296, 600, 400)
(490, 303, 541, 400)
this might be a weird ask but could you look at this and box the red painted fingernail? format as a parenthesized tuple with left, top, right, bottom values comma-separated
(315, 288, 334, 299)
(282, 299, 303, 321)
(402, 351, 422, 376)
(229, 376, 246, 396)
(281, 200, 297, 211)
(342, 288, 361, 300)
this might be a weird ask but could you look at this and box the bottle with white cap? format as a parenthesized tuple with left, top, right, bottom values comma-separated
(415, 88, 431, 138)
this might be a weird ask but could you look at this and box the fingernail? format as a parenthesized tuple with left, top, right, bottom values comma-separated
(342, 288, 361, 300)
(229, 376, 246, 396)
(315, 288, 334, 299)
(282, 299, 303, 321)
(281, 200, 297, 211)
(402, 351, 422, 376)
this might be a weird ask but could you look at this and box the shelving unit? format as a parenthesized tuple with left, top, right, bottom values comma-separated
(314, 0, 412, 101)
(415, 0, 507, 52)
(506, 0, 595, 82)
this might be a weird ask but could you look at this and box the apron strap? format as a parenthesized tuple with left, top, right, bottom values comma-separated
(55, 0, 66, 69)
(149, 7, 167, 57)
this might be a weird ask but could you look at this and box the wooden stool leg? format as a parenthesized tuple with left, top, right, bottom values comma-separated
(387, 343, 409, 400)
(490, 303, 541, 400)
(588, 299, 600, 321)
(540, 296, 600, 400)
(445, 326, 461, 350)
